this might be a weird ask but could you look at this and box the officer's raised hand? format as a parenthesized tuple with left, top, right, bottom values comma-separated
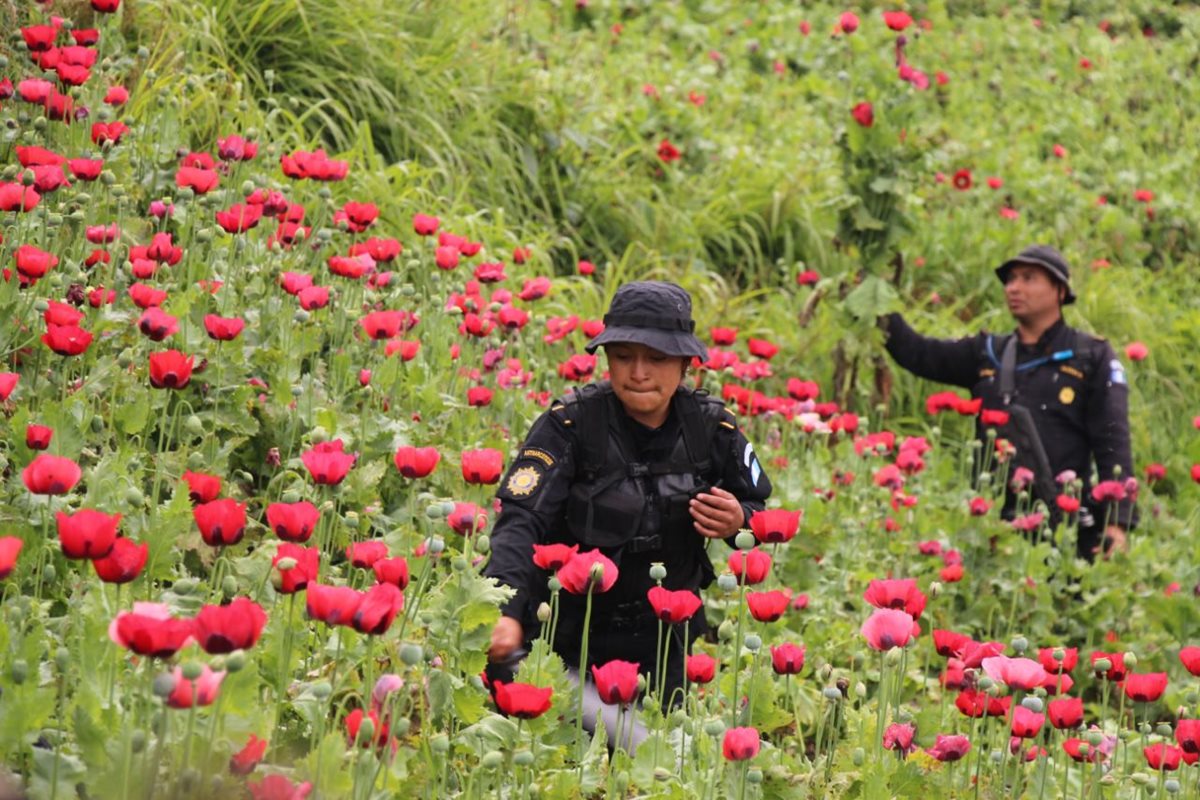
(689, 486, 744, 538)
(488, 615, 523, 662)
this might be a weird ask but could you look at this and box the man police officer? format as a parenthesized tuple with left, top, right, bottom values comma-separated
(882, 244, 1136, 559)
(484, 281, 772, 737)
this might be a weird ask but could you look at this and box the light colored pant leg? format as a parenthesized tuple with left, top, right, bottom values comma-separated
(566, 667, 649, 753)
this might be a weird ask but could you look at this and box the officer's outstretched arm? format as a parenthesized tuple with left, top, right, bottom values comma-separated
(882, 312, 981, 389)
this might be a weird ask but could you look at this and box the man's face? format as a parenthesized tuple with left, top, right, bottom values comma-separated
(1003, 263, 1063, 322)
(605, 342, 688, 426)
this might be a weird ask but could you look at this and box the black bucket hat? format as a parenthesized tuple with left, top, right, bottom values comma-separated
(995, 244, 1076, 304)
(584, 281, 708, 359)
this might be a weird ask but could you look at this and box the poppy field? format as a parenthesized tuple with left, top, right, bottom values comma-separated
(3, 0, 1200, 798)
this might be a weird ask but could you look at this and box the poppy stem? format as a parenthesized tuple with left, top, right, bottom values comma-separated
(729, 578, 748, 728)
(576, 585, 595, 773)
(275, 592, 298, 730)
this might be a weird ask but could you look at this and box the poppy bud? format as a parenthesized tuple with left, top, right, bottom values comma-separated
(1022, 696, 1044, 712)
(131, 730, 146, 753)
(481, 751, 503, 770)
(1011, 636, 1028, 653)
(744, 634, 761, 652)
(717, 620, 734, 641)
(43, 564, 56, 583)
(822, 687, 841, 701)
(717, 573, 738, 592)
(547, 576, 561, 593)
(734, 531, 755, 550)
(536, 602, 551, 622)
(11, 660, 27, 684)
(153, 672, 177, 697)
(649, 562, 667, 581)
(1124, 652, 1138, 667)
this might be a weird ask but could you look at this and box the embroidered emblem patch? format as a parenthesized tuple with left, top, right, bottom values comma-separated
(1059, 386, 1076, 405)
(505, 466, 541, 497)
(521, 448, 555, 468)
(1109, 359, 1127, 385)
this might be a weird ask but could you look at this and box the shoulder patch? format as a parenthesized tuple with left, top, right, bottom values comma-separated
(520, 447, 556, 468)
(979, 368, 996, 378)
(504, 465, 542, 497)
(1109, 358, 1127, 385)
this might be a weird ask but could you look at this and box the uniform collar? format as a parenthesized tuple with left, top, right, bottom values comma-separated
(1017, 316, 1068, 354)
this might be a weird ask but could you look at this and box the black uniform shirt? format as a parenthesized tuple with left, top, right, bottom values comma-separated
(883, 313, 1136, 528)
(484, 387, 773, 627)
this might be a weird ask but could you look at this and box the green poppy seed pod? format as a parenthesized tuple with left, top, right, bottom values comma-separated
(275, 557, 298, 572)
(747, 769, 764, 784)
(649, 562, 667, 582)
(743, 634, 762, 652)
(400, 284, 416, 297)
(152, 672, 177, 698)
(978, 472, 992, 485)
(184, 415, 204, 437)
(536, 602, 551, 623)
(481, 751, 503, 770)
(654, 767, 672, 782)
(822, 687, 841, 702)
(1085, 730, 1104, 746)
(637, 674, 648, 693)
(977, 676, 995, 691)
(131, 730, 146, 753)
(405, 259, 422, 271)
(0, 55, 7, 69)
(717, 573, 738, 592)
(451, 556, 468, 571)
(392, 718, 411, 737)
(1138, 722, 1152, 735)
(589, 562, 606, 583)
(512, 749, 534, 766)
(173, 578, 198, 595)
(32, 299, 50, 313)
(343, 512, 359, 530)
(46, 213, 63, 227)
(885, 646, 904, 665)
(1123, 652, 1137, 668)
(312, 681, 332, 700)
(1129, 773, 1151, 786)
(734, 531, 755, 550)
(98, 169, 117, 185)
(137, 46, 150, 58)
(424, 504, 444, 520)
(1017, 490, 1029, 502)
(852, 748, 865, 766)
(21, 168, 35, 186)
(90, 416, 105, 434)
(225, 650, 246, 673)
(430, 734, 451, 754)
(1052, 647, 1066, 661)
(42, 564, 57, 583)
(1157, 723, 1174, 738)
(32, 117, 47, 132)
(1021, 696, 1044, 713)
(310, 426, 328, 444)
(1188, 692, 1200, 706)
(612, 772, 630, 794)
(855, 682, 868, 698)
(1011, 636, 1028, 654)
(670, 709, 688, 727)
(355, 717, 376, 745)
(222, 575, 238, 598)
(1093, 658, 1112, 673)
(704, 719, 725, 738)
(399, 643, 423, 666)
(1166, 779, 1181, 794)
(429, 537, 446, 555)
(717, 619, 735, 641)
(181, 661, 203, 681)
(11, 660, 27, 685)
(54, 648, 70, 672)
(547, 576, 562, 593)
(474, 534, 490, 553)
(990, 750, 1004, 765)
(68, 209, 86, 223)
(1032, 686, 1047, 698)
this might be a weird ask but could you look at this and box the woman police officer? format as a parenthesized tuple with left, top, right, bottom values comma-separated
(484, 281, 772, 741)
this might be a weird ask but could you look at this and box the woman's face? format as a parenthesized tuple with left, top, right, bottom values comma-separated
(605, 342, 688, 428)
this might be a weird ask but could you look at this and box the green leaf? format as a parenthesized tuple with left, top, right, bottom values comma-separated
(452, 684, 487, 726)
(844, 275, 900, 321)
(114, 393, 151, 435)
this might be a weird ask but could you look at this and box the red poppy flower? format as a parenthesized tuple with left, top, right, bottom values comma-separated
(748, 509, 801, 544)
(493, 681, 553, 719)
(148, 350, 194, 389)
(461, 448, 503, 484)
(1123, 672, 1168, 702)
(1038, 647, 1077, 674)
(1145, 744, 1183, 771)
(193, 498, 247, 547)
(266, 501, 319, 543)
(350, 583, 404, 635)
(932, 629, 971, 658)
(466, 386, 493, 407)
(248, 775, 312, 800)
(273, 543, 319, 594)
(647, 586, 702, 623)
(1046, 697, 1083, 729)
(56, 508, 119, 560)
(1180, 647, 1200, 676)
(770, 642, 806, 675)
(0, 537, 23, 580)
(359, 311, 406, 340)
(860, 607, 916, 650)
(1010, 706, 1044, 738)
(882, 10, 913, 31)
(215, 203, 263, 233)
(656, 139, 681, 163)
(21, 24, 59, 51)
(229, 734, 268, 776)
(372, 557, 409, 590)
(728, 547, 772, 585)
(16, 244, 59, 280)
(0, 183, 40, 213)
(710, 327, 737, 345)
(412, 213, 440, 236)
(167, 664, 225, 709)
(217, 135, 258, 162)
(92, 537, 148, 584)
(22, 454, 82, 495)
(393, 446, 440, 478)
(686, 653, 716, 684)
(851, 101, 874, 127)
(1090, 651, 1127, 681)
(350, 237, 402, 263)
(746, 589, 792, 622)
(347, 540, 389, 569)
(863, 578, 926, 619)
(110, 603, 194, 658)
(301, 440, 356, 485)
(747, 338, 779, 360)
(446, 502, 488, 536)
(955, 689, 1010, 718)
(176, 166, 219, 194)
(92, 0, 122, 12)
(194, 597, 268, 654)
(0, 373, 18, 402)
(722, 727, 760, 761)
(952, 169, 973, 190)
(557, 549, 618, 595)
(532, 543, 578, 571)
(927, 734, 971, 762)
(200, 314, 244, 341)
(135, 308, 177, 342)
(24, 424, 53, 451)
(592, 660, 641, 706)
(1176, 720, 1200, 753)
(345, 708, 391, 750)
(306, 583, 362, 626)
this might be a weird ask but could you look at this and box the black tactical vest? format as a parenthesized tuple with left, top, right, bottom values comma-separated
(560, 382, 723, 554)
